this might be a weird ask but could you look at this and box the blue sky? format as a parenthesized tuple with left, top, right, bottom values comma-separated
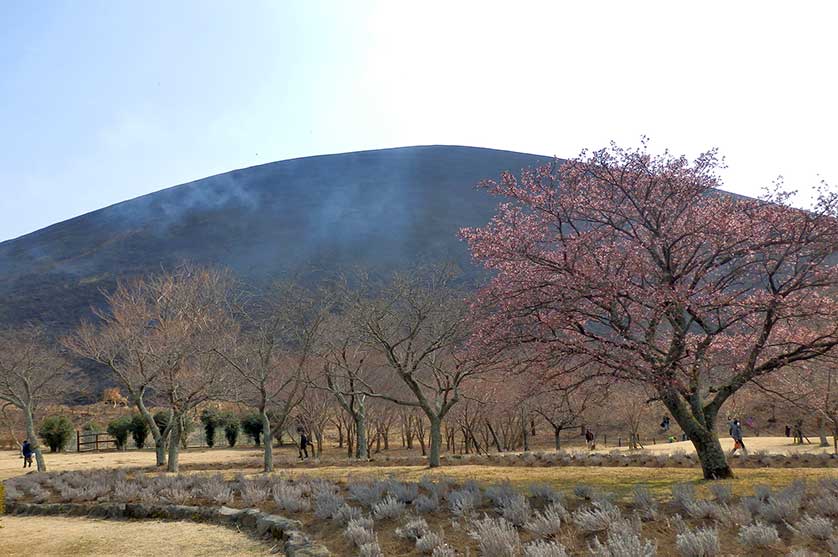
(2, 1, 837, 241)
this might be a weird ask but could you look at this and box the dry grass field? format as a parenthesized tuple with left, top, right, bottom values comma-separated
(1, 515, 271, 556)
(3, 438, 838, 556)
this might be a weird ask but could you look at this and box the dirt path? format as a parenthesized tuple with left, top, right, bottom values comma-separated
(0, 516, 271, 556)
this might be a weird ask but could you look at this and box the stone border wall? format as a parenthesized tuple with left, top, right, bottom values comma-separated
(4, 501, 330, 557)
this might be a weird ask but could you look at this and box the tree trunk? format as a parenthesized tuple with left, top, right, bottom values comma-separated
(554, 426, 562, 451)
(167, 417, 181, 473)
(355, 408, 368, 460)
(817, 416, 829, 447)
(428, 416, 442, 467)
(690, 430, 733, 479)
(135, 397, 166, 467)
(24, 407, 46, 472)
(262, 407, 273, 472)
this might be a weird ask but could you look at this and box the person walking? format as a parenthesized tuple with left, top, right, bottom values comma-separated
(584, 428, 596, 450)
(296, 425, 311, 459)
(728, 418, 747, 457)
(21, 439, 33, 468)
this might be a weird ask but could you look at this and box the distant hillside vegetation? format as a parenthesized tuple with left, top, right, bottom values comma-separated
(0, 146, 554, 337)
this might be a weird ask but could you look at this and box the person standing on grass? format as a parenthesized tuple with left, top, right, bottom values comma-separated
(728, 418, 747, 456)
(21, 439, 33, 468)
(584, 428, 595, 450)
(296, 425, 311, 459)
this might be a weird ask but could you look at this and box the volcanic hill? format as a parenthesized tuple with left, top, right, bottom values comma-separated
(0, 145, 553, 335)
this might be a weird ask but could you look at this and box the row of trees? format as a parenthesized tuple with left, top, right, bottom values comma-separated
(3, 142, 838, 479)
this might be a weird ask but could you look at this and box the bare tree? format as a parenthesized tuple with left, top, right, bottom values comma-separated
(530, 376, 608, 451)
(317, 310, 376, 459)
(347, 267, 497, 467)
(0, 326, 74, 471)
(215, 281, 330, 472)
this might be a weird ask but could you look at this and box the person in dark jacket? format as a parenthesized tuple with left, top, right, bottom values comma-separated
(21, 439, 33, 468)
(584, 428, 595, 450)
(297, 426, 310, 459)
(728, 418, 747, 456)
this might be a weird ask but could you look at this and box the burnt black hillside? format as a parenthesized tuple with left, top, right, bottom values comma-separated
(0, 146, 553, 335)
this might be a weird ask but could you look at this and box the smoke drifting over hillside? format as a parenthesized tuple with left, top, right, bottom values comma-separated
(0, 145, 553, 332)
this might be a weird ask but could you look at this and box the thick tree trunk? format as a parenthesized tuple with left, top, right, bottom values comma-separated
(554, 426, 562, 451)
(167, 418, 181, 473)
(692, 433, 733, 479)
(262, 407, 273, 472)
(24, 407, 46, 472)
(817, 416, 829, 447)
(428, 416, 442, 467)
(355, 407, 368, 460)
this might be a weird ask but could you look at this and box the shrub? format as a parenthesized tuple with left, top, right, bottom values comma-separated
(39, 415, 74, 453)
(525, 504, 563, 539)
(314, 489, 345, 520)
(791, 514, 833, 541)
(449, 488, 482, 518)
(572, 502, 622, 534)
(344, 518, 376, 547)
(501, 493, 532, 527)
(387, 480, 420, 503)
(708, 484, 733, 504)
(487, 482, 517, 509)
(349, 481, 387, 509)
(675, 527, 720, 557)
(684, 500, 724, 521)
(416, 532, 443, 554)
(574, 484, 596, 500)
(220, 412, 240, 447)
(671, 483, 696, 511)
(128, 414, 149, 449)
(200, 408, 221, 447)
(810, 493, 838, 517)
(372, 494, 406, 520)
(396, 517, 430, 541)
(529, 484, 562, 506)
(241, 413, 263, 446)
(106, 416, 132, 450)
(414, 494, 440, 514)
(633, 486, 658, 521)
(523, 540, 569, 557)
(153, 410, 171, 434)
(359, 540, 383, 557)
(589, 520, 656, 557)
(333, 504, 362, 526)
(273, 482, 309, 513)
(737, 522, 779, 547)
(432, 545, 456, 557)
(468, 515, 521, 557)
(197, 474, 233, 505)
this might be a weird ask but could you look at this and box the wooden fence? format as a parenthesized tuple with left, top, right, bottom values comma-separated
(76, 430, 117, 452)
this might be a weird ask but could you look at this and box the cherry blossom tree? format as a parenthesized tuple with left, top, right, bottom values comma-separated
(463, 142, 838, 479)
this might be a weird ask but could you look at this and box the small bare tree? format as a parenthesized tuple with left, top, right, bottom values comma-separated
(216, 281, 330, 472)
(0, 326, 74, 471)
(347, 266, 497, 467)
(67, 265, 235, 470)
(317, 310, 376, 460)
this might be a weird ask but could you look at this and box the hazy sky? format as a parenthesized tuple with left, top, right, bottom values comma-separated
(2, 1, 836, 242)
